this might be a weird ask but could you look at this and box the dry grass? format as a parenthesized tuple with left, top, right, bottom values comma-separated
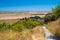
(0, 26, 45, 40)
(0, 30, 31, 40)
(46, 19, 60, 34)
(46, 19, 60, 40)
(29, 26, 45, 40)
(0, 19, 19, 24)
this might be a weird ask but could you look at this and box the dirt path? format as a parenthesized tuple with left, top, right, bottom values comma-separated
(43, 26, 57, 40)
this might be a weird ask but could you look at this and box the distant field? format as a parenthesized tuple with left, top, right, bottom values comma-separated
(0, 12, 48, 24)
(0, 14, 44, 23)
(0, 19, 19, 24)
(0, 12, 46, 20)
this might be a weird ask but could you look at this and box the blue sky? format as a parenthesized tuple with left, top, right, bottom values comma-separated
(0, 0, 60, 12)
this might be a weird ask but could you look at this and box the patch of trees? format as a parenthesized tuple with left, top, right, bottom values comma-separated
(44, 13, 56, 24)
(52, 5, 60, 19)
(44, 5, 60, 24)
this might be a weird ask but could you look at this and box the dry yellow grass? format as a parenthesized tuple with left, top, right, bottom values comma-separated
(0, 30, 31, 40)
(46, 19, 60, 34)
(0, 26, 45, 40)
(46, 19, 60, 40)
(25, 26, 45, 40)
(31, 26, 45, 40)
(0, 19, 19, 24)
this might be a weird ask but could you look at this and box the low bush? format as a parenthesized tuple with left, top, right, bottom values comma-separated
(0, 22, 12, 31)
(12, 24, 25, 31)
(44, 13, 56, 24)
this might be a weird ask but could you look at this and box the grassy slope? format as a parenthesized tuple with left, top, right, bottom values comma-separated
(46, 19, 60, 35)
(0, 16, 45, 40)
(0, 29, 32, 40)
(0, 26, 45, 40)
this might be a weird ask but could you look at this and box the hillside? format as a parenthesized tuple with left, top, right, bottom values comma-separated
(46, 19, 60, 39)
(26, 26, 45, 40)
(0, 16, 45, 40)
(0, 26, 45, 40)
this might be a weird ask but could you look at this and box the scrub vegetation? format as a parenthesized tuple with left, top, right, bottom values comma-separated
(0, 16, 44, 31)
(0, 16, 44, 40)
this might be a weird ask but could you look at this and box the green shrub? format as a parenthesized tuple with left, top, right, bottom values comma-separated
(39, 20, 44, 25)
(44, 13, 56, 24)
(0, 22, 12, 31)
(52, 5, 60, 19)
(12, 24, 25, 31)
(25, 20, 38, 29)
